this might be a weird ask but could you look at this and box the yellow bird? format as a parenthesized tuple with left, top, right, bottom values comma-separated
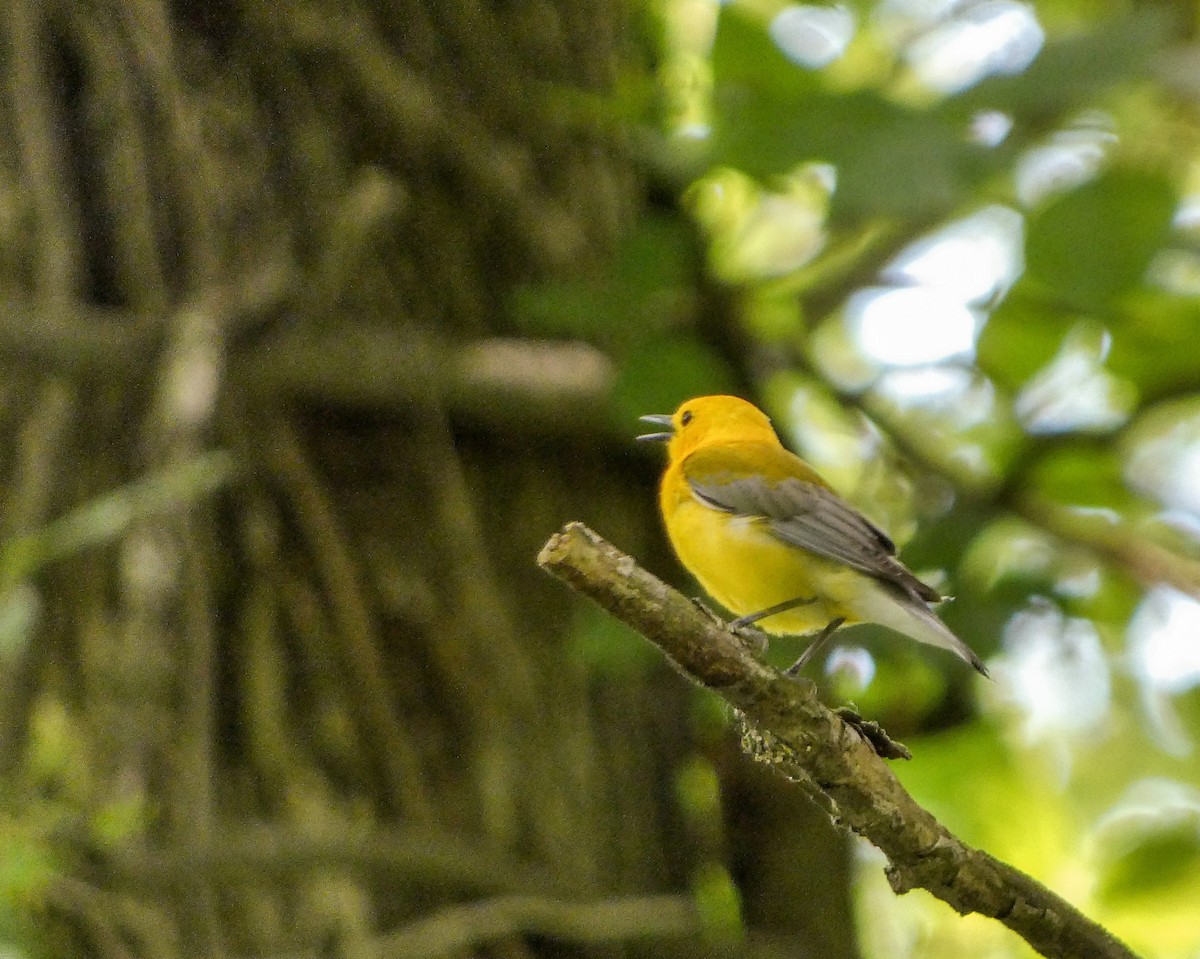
(638, 395, 987, 676)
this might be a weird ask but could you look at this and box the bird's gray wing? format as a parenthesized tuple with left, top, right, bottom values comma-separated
(689, 475, 941, 603)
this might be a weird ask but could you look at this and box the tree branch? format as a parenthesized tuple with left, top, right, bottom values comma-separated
(537, 522, 1141, 959)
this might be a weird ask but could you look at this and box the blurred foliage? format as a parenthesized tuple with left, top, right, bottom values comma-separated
(1024, 169, 1177, 308)
(521, 0, 1200, 955)
(0, 811, 57, 959)
(567, 603, 662, 678)
(0, 457, 233, 957)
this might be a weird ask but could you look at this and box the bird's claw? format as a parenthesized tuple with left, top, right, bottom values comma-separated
(729, 622, 769, 655)
(835, 705, 911, 761)
(690, 596, 724, 625)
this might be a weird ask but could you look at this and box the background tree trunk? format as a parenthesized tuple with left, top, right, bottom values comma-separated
(0, 1, 856, 957)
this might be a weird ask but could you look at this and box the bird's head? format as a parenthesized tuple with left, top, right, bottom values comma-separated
(638, 395, 777, 460)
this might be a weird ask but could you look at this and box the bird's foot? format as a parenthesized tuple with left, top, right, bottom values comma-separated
(729, 622, 769, 655)
(690, 596, 725, 626)
(690, 598, 769, 655)
(835, 705, 911, 761)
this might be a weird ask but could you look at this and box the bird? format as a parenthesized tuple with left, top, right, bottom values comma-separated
(638, 394, 988, 677)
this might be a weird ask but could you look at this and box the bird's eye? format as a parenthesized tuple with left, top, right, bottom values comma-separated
(680, 410, 693, 426)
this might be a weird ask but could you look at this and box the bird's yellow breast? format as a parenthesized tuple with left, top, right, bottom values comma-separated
(663, 493, 862, 635)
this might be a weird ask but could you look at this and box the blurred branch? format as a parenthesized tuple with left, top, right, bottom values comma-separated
(246, 0, 586, 267)
(1019, 493, 1200, 598)
(0, 299, 162, 377)
(45, 876, 137, 959)
(537, 522, 1142, 959)
(0, 450, 236, 578)
(841, 389, 1200, 601)
(234, 330, 616, 436)
(69, 6, 169, 311)
(47, 875, 181, 959)
(366, 894, 699, 959)
(103, 824, 560, 896)
(257, 894, 698, 959)
(256, 415, 433, 820)
(0, 381, 74, 770)
(10, 0, 85, 298)
(0, 296, 614, 440)
(117, 0, 220, 291)
(0, 249, 295, 380)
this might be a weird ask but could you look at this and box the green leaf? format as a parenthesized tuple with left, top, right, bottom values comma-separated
(709, 8, 994, 221)
(1097, 807, 1200, 904)
(691, 862, 744, 941)
(511, 214, 696, 344)
(710, 5, 820, 103)
(612, 213, 696, 299)
(568, 605, 658, 679)
(1025, 169, 1177, 308)
(1027, 442, 1134, 512)
(712, 87, 984, 221)
(894, 724, 1048, 850)
(1101, 829, 1200, 902)
(963, 11, 1174, 123)
(510, 279, 615, 339)
(1109, 291, 1200, 401)
(611, 333, 737, 431)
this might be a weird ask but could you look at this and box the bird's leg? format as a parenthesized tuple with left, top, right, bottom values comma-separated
(785, 617, 845, 676)
(729, 596, 815, 630)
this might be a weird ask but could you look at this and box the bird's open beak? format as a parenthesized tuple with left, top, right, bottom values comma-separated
(637, 413, 674, 443)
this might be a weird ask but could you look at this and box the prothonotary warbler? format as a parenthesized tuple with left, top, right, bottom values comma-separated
(638, 395, 988, 677)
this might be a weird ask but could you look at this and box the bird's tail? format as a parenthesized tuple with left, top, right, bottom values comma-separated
(857, 585, 990, 677)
